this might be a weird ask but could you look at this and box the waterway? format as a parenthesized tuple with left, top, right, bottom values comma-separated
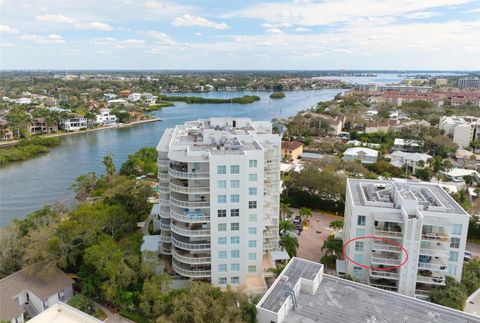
(0, 89, 343, 225)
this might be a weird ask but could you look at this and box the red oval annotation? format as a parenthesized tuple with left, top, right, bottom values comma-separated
(342, 236, 409, 271)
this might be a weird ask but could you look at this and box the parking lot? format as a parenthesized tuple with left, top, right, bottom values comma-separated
(294, 209, 344, 263)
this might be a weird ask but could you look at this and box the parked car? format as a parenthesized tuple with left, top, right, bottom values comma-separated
(293, 216, 302, 225)
(465, 250, 473, 261)
(452, 176, 463, 183)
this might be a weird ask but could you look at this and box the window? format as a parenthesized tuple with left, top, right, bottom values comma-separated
(230, 209, 240, 217)
(231, 250, 240, 258)
(248, 253, 256, 260)
(218, 237, 227, 245)
(450, 237, 460, 249)
(230, 194, 240, 203)
(448, 264, 457, 277)
(231, 223, 240, 231)
(217, 165, 226, 174)
(248, 240, 256, 248)
(248, 265, 257, 273)
(356, 228, 365, 237)
(355, 241, 364, 252)
(217, 180, 226, 189)
(231, 263, 240, 271)
(248, 227, 257, 234)
(218, 209, 227, 218)
(230, 180, 240, 188)
(218, 223, 227, 232)
(249, 174, 257, 182)
(452, 224, 462, 235)
(230, 165, 240, 174)
(218, 251, 227, 259)
(219, 277, 227, 285)
(217, 195, 226, 203)
(249, 214, 257, 222)
(249, 201, 257, 209)
(249, 160, 257, 168)
(353, 266, 362, 276)
(231, 277, 240, 284)
(357, 215, 366, 226)
(231, 236, 240, 244)
(218, 264, 227, 272)
(249, 187, 257, 196)
(354, 254, 363, 264)
(449, 251, 459, 262)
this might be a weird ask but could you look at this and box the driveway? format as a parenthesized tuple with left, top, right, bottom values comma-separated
(295, 210, 344, 263)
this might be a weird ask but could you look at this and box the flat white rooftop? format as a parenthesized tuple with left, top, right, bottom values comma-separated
(28, 303, 102, 323)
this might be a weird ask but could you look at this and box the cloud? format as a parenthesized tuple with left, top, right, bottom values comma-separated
(36, 14, 77, 24)
(125, 39, 145, 44)
(194, 32, 203, 36)
(92, 37, 145, 48)
(405, 11, 441, 19)
(172, 14, 228, 29)
(265, 28, 282, 34)
(466, 8, 480, 13)
(0, 24, 18, 33)
(145, 31, 176, 44)
(295, 27, 311, 32)
(19, 34, 65, 44)
(77, 22, 113, 31)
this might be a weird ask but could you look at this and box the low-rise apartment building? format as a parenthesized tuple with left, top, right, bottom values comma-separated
(439, 116, 480, 148)
(155, 117, 281, 288)
(344, 179, 469, 299)
(281, 141, 303, 160)
(343, 147, 379, 164)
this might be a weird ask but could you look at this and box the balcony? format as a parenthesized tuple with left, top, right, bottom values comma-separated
(373, 227, 403, 238)
(170, 181, 210, 194)
(371, 252, 402, 266)
(160, 234, 172, 243)
(168, 165, 209, 179)
(160, 245, 172, 255)
(171, 235, 210, 251)
(369, 270, 399, 280)
(160, 222, 171, 231)
(172, 259, 211, 278)
(171, 224, 210, 237)
(372, 241, 402, 253)
(158, 173, 170, 181)
(170, 208, 210, 223)
(170, 196, 209, 208)
(421, 231, 449, 242)
(416, 273, 446, 286)
(418, 257, 447, 271)
(172, 248, 211, 265)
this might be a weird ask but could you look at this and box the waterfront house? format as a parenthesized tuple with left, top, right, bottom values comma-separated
(0, 265, 74, 323)
(95, 108, 118, 126)
(128, 92, 141, 102)
(342, 147, 378, 164)
(60, 115, 87, 132)
(28, 118, 58, 135)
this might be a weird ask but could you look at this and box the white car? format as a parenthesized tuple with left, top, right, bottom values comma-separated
(452, 176, 463, 183)
(465, 250, 473, 261)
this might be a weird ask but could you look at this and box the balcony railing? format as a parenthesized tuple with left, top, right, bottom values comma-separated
(160, 223, 171, 231)
(417, 260, 447, 271)
(160, 246, 172, 255)
(370, 270, 400, 279)
(169, 168, 210, 179)
(171, 224, 210, 237)
(158, 173, 170, 181)
(172, 260, 211, 278)
(421, 232, 449, 242)
(172, 249, 211, 265)
(169, 182, 210, 194)
(372, 241, 402, 253)
(171, 236, 210, 251)
(371, 256, 402, 266)
(170, 196, 209, 208)
(160, 234, 171, 243)
(416, 275, 446, 285)
(170, 209, 210, 223)
(373, 227, 403, 238)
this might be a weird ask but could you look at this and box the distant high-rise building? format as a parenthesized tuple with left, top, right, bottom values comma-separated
(155, 117, 281, 287)
(343, 179, 469, 299)
(458, 78, 480, 89)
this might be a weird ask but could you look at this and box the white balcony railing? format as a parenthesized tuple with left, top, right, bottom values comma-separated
(158, 173, 170, 181)
(372, 242, 402, 253)
(171, 236, 210, 251)
(169, 182, 210, 194)
(370, 270, 400, 279)
(421, 232, 449, 242)
(170, 209, 210, 223)
(371, 257, 402, 266)
(417, 261, 447, 271)
(168, 168, 210, 179)
(172, 249, 211, 265)
(170, 196, 209, 208)
(160, 223, 171, 231)
(373, 227, 403, 238)
(160, 234, 171, 243)
(171, 225, 210, 237)
(416, 275, 446, 285)
(172, 260, 211, 278)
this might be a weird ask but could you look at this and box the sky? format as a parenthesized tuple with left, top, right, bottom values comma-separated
(0, 0, 479, 70)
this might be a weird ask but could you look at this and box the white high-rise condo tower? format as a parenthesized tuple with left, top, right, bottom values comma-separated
(154, 118, 281, 287)
(344, 178, 469, 298)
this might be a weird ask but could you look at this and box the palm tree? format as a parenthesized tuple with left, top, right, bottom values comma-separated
(299, 207, 312, 226)
(321, 238, 343, 257)
(279, 220, 295, 232)
(280, 236, 299, 257)
(103, 153, 116, 178)
(329, 220, 344, 233)
(269, 264, 286, 278)
(280, 202, 293, 221)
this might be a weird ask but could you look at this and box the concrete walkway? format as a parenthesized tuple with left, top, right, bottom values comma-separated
(93, 302, 134, 323)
